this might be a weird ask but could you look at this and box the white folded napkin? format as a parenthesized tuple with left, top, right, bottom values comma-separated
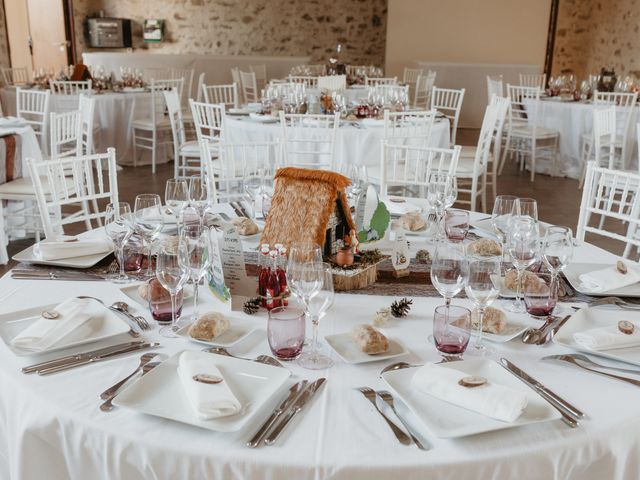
(34, 236, 111, 261)
(177, 351, 241, 420)
(381, 196, 421, 216)
(573, 324, 640, 351)
(0, 116, 26, 128)
(11, 298, 92, 352)
(579, 262, 640, 293)
(411, 363, 528, 423)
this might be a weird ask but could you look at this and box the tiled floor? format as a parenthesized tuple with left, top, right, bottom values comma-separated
(0, 128, 629, 275)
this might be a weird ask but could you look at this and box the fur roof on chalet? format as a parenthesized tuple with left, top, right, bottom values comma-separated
(260, 167, 356, 250)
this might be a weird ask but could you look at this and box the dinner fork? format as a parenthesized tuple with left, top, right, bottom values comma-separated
(355, 387, 411, 445)
(584, 296, 640, 310)
(543, 355, 640, 387)
(377, 390, 430, 450)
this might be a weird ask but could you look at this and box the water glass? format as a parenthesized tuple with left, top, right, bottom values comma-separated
(104, 202, 134, 284)
(491, 195, 517, 262)
(542, 226, 573, 310)
(179, 225, 211, 325)
(165, 179, 189, 217)
(433, 305, 471, 360)
(133, 194, 164, 278)
(148, 278, 184, 323)
(523, 273, 557, 318)
(513, 197, 538, 224)
(430, 241, 469, 311)
(465, 255, 501, 354)
(156, 244, 190, 338)
(267, 306, 306, 360)
(188, 175, 208, 215)
(444, 209, 469, 243)
(506, 217, 539, 313)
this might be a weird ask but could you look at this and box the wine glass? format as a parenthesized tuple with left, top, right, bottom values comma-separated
(513, 198, 538, 224)
(298, 262, 335, 370)
(491, 195, 517, 264)
(156, 244, 190, 338)
(165, 179, 189, 218)
(430, 241, 469, 316)
(427, 173, 454, 240)
(433, 305, 471, 361)
(179, 225, 211, 326)
(133, 194, 164, 278)
(243, 175, 264, 220)
(506, 217, 539, 313)
(104, 202, 134, 284)
(188, 175, 208, 216)
(542, 225, 574, 310)
(465, 255, 501, 354)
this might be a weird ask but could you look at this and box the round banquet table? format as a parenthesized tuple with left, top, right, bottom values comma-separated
(1, 208, 640, 480)
(0, 87, 154, 166)
(225, 114, 451, 169)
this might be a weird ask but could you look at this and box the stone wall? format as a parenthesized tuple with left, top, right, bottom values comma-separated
(552, 0, 640, 80)
(72, 0, 388, 67)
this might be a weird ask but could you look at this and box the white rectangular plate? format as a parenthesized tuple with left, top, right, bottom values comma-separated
(12, 244, 112, 269)
(325, 332, 408, 364)
(175, 322, 257, 348)
(113, 350, 291, 432)
(553, 306, 640, 366)
(471, 218, 550, 238)
(0, 302, 131, 356)
(119, 283, 193, 308)
(469, 308, 539, 343)
(382, 358, 560, 438)
(563, 263, 640, 298)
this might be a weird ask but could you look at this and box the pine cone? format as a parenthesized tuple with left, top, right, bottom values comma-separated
(390, 297, 413, 318)
(243, 297, 261, 315)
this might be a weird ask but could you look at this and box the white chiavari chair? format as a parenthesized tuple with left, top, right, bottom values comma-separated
(403, 67, 423, 101)
(201, 83, 239, 109)
(190, 99, 226, 177)
(16, 87, 51, 154)
(239, 70, 259, 103)
(383, 109, 437, 146)
(231, 68, 242, 103)
(279, 112, 340, 170)
(365, 76, 397, 87)
(577, 161, 640, 258)
(132, 78, 183, 173)
(165, 89, 200, 179)
(413, 71, 436, 109)
(500, 84, 559, 181)
(288, 76, 318, 88)
(1, 67, 29, 86)
(27, 148, 119, 239)
(487, 75, 504, 102)
(171, 68, 195, 107)
(379, 143, 460, 200)
(250, 64, 267, 91)
(317, 75, 346, 91)
(431, 87, 465, 146)
(49, 80, 92, 95)
(79, 94, 97, 155)
(519, 73, 546, 89)
(194, 72, 206, 102)
(50, 110, 82, 159)
(142, 68, 172, 82)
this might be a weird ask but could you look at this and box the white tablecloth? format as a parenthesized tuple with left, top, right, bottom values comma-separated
(0, 88, 154, 166)
(225, 116, 451, 169)
(1, 210, 640, 479)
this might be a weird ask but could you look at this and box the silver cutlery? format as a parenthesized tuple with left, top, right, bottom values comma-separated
(247, 380, 309, 448)
(582, 296, 640, 310)
(76, 296, 142, 337)
(265, 378, 326, 445)
(11, 273, 105, 281)
(22, 341, 148, 374)
(500, 358, 583, 427)
(521, 316, 560, 344)
(12, 269, 105, 279)
(100, 352, 165, 400)
(545, 353, 640, 376)
(203, 346, 283, 368)
(377, 390, 430, 450)
(537, 315, 572, 345)
(111, 301, 151, 330)
(542, 354, 640, 387)
(230, 202, 245, 218)
(379, 361, 421, 376)
(355, 386, 412, 445)
(100, 360, 163, 411)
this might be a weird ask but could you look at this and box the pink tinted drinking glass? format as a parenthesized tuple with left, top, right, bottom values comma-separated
(523, 272, 557, 318)
(433, 305, 471, 360)
(267, 306, 306, 361)
(444, 209, 470, 243)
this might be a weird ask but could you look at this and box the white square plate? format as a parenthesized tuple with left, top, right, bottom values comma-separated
(175, 322, 257, 348)
(119, 283, 193, 308)
(12, 244, 112, 269)
(563, 263, 640, 298)
(469, 309, 539, 343)
(553, 306, 640, 366)
(471, 218, 550, 238)
(382, 358, 561, 438)
(113, 350, 291, 432)
(0, 302, 131, 356)
(324, 332, 408, 364)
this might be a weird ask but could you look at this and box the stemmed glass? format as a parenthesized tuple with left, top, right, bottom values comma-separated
(104, 202, 134, 284)
(513, 197, 538, 224)
(430, 241, 469, 316)
(506, 217, 539, 313)
(156, 244, 190, 338)
(491, 195, 517, 265)
(180, 225, 211, 326)
(427, 173, 454, 241)
(297, 262, 335, 370)
(165, 179, 189, 218)
(465, 255, 501, 354)
(133, 194, 164, 278)
(542, 226, 574, 310)
(243, 175, 264, 220)
(188, 175, 208, 216)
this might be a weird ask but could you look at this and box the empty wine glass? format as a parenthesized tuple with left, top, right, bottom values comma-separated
(465, 255, 501, 354)
(156, 244, 190, 338)
(179, 225, 211, 326)
(133, 194, 164, 278)
(430, 241, 469, 316)
(491, 195, 517, 264)
(428, 173, 454, 240)
(165, 179, 189, 218)
(513, 197, 538, 224)
(298, 262, 335, 370)
(506, 217, 539, 313)
(542, 225, 574, 310)
(104, 202, 134, 284)
(243, 175, 263, 220)
(188, 175, 208, 216)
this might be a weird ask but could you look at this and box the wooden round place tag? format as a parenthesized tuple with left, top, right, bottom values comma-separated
(42, 310, 60, 320)
(458, 376, 487, 388)
(618, 320, 635, 335)
(192, 374, 223, 385)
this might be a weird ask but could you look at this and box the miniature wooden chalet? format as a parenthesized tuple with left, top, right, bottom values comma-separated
(260, 167, 355, 257)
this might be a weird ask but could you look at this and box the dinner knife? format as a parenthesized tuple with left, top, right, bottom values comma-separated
(235, 201, 250, 218)
(11, 269, 106, 279)
(500, 358, 585, 423)
(22, 341, 148, 374)
(246, 380, 309, 448)
(264, 378, 326, 445)
(229, 202, 244, 218)
(11, 273, 105, 281)
(37, 341, 160, 375)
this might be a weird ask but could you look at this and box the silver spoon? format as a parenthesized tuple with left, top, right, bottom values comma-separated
(99, 352, 160, 399)
(111, 302, 151, 330)
(380, 361, 420, 376)
(521, 316, 558, 344)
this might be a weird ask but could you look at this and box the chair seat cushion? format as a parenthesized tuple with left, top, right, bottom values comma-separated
(455, 157, 481, 177)
(179, 141, 201, 156)
(459, 145, 477, 158)
(511, 126, 559, 138)
(0, 176, 74, 196)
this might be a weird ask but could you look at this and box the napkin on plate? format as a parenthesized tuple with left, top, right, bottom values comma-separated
(11, 298, 92, 352)
(578, 262, 640, 293)
(411, 363, 528, 423)
(573, 324, 640, 351)
(34, 237, 111, 261)
(380, 196, 421, 216)
(177, 351, 241, 420)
